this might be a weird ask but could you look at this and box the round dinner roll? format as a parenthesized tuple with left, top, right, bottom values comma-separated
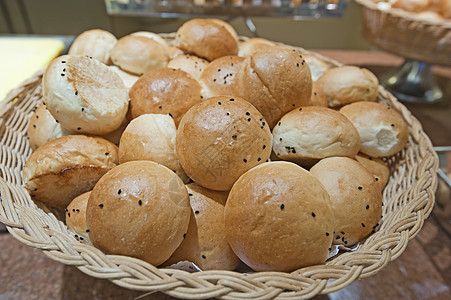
(176, 96, 272, 191)
(238, 38, 276, 57)
(317, 66, 379, 108)
(68, 29, 117, 64)
(302, 53, 330, 82)
(129, 68, 202, 126)
(86, 161, 190, 266)
(310, 81, 328, 107)
(167, 54, 209, 81)
(199, 55, 244, 99)
(42, 55, 129, 135)
(355, 153, 390, 191)
(176, 19, 239, 61)
(27, 103, 75, 150)
(272, 106, 360, 168)
(23, 135, 119, 211)
(130, 31, 170, 51)
(65, 191, 90, 241)
(119, 114, 189, 183)
(225, 161, 334, 272)
(310, 157, 382, 247)
(110, 34, 169, 75)
(340, 101, 409, 157)
(108, 65, 140, 90)
(231, 46, 312, 128)
(165, 183, 240, 270)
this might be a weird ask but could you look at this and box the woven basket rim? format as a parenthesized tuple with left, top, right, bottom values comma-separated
(0, 35, 439, 299)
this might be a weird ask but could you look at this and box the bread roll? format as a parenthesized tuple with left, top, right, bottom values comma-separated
(199, 55, 244, 99)
(231, 46, 312, 128)
(167, 54, 209, 81)
(317, 66, 379, 108)
(27, 103, 74, 150)
(176, 19, 239, 61)
(392, 0, 430, 12)
(238, 38, 275, 57)
(355, 153, 390, 191)
(165, 183, 240, 270)
(68, 29, 117, 64)
(310, 81, 328, 107)
(42, 55, 129, 135)
(225, 161, 334, 272)
(129, 68, 202, 126)
(168, 46, 184, 59)
(110, 34, 169, 75)
(23, 135, 119, 210)
(340, 101, 409, 157)
(65, 191, 90, 241)
(310, 157, 382, 247)
(108, 65, 140, 90)
(272, 106, 360, 168)
(119, 114, 189, 182)
(130, 31, 170, 50)
(303, 53, 330, 81)
(176, 96, 272, 191)
(86, 161, 190, 266)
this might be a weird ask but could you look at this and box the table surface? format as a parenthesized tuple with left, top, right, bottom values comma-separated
(1, 50, 450, 300)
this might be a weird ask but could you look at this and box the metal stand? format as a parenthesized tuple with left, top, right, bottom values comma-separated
(380, 59, 443, 104)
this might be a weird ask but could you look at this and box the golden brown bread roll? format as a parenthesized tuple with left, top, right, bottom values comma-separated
(68, 29, 117, 64)
(164, 183, 240, 270)
(129, 68, 202, 126)
(355, 153, 390, 191)
(225, 161, 334, 272)
(339, 101, 409, 157)
(392, 0, 430, 12)
(23, 135, 119, 210)
(167, 54, 209, 81)
(310, 157, 382, 247)
(86, 161, 190, 266)
(310, 81, 329, 107)
(176, 96, 272, 191)
(42, 55, 129, 135)
(65, 191, 90, 241)
(238, 38, 276, 57)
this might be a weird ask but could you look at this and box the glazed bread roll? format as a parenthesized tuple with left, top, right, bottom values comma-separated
(165, 183, 240, 270)
(302, 53, 330, 82)
(68, 29, 117, 64)
(130, 31, 170, 51)
(23, 135, 119, 210)
(129, 68, 202, 126)
(176, 19, 239, 61)
(65, 191, 90, 241)
(119, 114, 189, 183)
(110, 34, 169, 75)
(108, 65, 140, 90)
(310, 81, 328, 107)
(340, 101, 409, 157)
(238, 38, 275, 57)
(272, 106, 360, 168)
(225, 161, 334, 272)
(176, 96, 272, 191)
(86, 161, 190, 266)
(167, 54, 209, 81)
(355, 153, 390, 191)
(27, 103, 74, 150)
(199, 55, 244, 99)
(42, 55, 129, 135)
(231, 46, 312, 128)
(317, 66, 379, 108)
(310, 157, 382, 247)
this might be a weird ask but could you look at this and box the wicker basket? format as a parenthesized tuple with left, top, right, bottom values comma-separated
(0, 35, 439, 299)
(355, 0, 451, 66)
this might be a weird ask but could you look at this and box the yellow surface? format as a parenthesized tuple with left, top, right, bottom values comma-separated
(0, 37, 64, 101)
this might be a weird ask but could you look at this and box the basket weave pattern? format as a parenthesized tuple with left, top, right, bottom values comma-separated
(0, 37, 439, 299)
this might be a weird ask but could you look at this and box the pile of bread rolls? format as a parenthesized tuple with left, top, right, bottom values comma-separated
(23, 18, 409, 273)
(374, 0, 451, 20)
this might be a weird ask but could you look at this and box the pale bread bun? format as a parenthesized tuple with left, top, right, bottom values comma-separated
(86, 161, 190, 266)
(199, 55, 244, 99)
(23, 135, 119, 210)
(167, 54, 209, 81)
(317, 66, 379, 108)
(130, 31, 170, 50)
(355, 153, 390, 191)
(168, 46, 184, 59)
(310, 81, 328, 107)
(110, 34, 169, 75)
(339, 101, 409, 157)
(238, 38, 276, 57)
(310, 157, 382, 247)
(303, 53, 330, 81)
(42, 55, 129, 135)
(176, 96, 272, 191)
(119, 114, 189, 183)
(231, 46, 312, 128)
(68, 29, 117, 64)
(272, 106, 360, 168)
(129, 68, 202, 126)
(225, 161, 334, 272)
(165, 183, 240, 270)
(65, 191, 90, 241)
(392, 0, 430, 12)
(27, 103, 74, 150)
(175, 19, 239, 61)
(108, 65, 140, 90)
